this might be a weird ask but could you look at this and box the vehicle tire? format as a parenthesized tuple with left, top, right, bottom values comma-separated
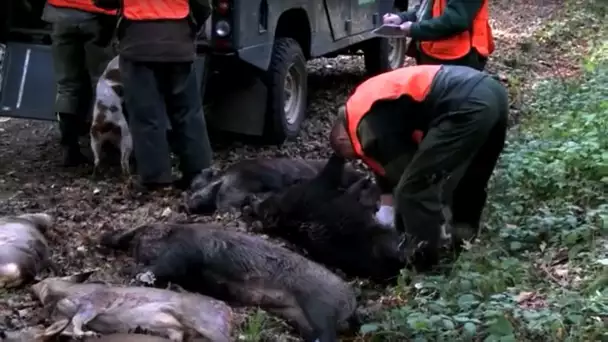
(263, 37, 308, 145)
(363, 36, 407, 76)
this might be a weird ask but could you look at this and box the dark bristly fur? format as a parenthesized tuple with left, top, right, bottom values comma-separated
(251, 154, 406, 283)
(100, 223, 358, 342)
(186, 158, 367, 215)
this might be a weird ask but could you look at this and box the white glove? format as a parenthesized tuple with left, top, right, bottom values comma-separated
(382, 13, 403, 25)
(375, 205, 395, 228)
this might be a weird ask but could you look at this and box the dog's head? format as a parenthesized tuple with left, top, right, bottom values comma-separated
(91, 76, 126, 134)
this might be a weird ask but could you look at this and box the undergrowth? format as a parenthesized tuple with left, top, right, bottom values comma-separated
(360, 3, 608, 341)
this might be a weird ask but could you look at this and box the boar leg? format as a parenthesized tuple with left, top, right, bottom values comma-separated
(267, 306, 314, 340)
(299, 300, 338, 342)
(69, 301, 101, 338)
(166, 328, 184, 342)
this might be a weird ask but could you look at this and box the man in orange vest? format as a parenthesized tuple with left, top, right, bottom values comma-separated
(329, 65, 508, 271)
(383, 0, 494, 71)
(96, 0, 213, 191)
(42, 0, 117, 166)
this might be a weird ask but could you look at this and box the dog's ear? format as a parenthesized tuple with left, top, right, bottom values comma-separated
(111, 84, 124, 98)
(105, 68, 121, 83)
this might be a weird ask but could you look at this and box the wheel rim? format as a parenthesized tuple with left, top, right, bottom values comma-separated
(388, 37, 406, 70)
(283, 63, 304, 125)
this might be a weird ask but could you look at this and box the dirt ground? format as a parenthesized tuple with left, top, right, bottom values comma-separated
(0, 55, 372, 338)
(0, 0, 567, 339)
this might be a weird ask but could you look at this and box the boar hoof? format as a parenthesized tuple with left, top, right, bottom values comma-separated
(135, 271, 156, 285)
(72, 328, 99, 339)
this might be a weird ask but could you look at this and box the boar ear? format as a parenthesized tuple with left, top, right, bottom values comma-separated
(63, 270, 95, 283)
(18, 213, 54, 233)
(37, 319, 70, 339)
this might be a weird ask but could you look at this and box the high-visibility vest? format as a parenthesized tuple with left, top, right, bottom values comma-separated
(47, 0, 117, 15)
(122, 0, 190, 21)
(344, 65, 441, 176)
(420, 0, 495, 60)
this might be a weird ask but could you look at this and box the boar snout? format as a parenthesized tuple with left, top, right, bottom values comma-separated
(190, 168, 215, 191)
(185, 192, 215, 215)
(0, 263, 22, 288)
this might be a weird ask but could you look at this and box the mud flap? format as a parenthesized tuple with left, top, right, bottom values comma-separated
(198, 53, 267, 137)
(0, 42, 57, 121)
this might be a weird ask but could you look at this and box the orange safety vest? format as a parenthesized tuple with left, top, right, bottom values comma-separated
(122, 0, 190, 20)
(344, 65, 441, 176)
(47, 0, 116, 15)
(420, 0, 495, 60)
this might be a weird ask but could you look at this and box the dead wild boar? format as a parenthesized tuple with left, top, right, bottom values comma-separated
(186, 157, 368, 215)
(249, 154, 406, 283)
(0, 320, 178, 341)
(29, 272, 233, 342)
(0, 213, 56, 288)
(99, 222, 358, 342)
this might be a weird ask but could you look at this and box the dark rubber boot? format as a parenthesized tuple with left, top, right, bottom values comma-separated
(58, 113, 89, 167)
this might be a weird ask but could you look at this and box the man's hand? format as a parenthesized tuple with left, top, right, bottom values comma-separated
(383, 13, 403, 25)
(375, 205, 395, 228)
(399, 22, 413, 36)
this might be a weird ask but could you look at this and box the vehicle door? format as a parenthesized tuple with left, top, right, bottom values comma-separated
(323, 0, 351, 40)
(1, 0, 58, 122)
(1, 39, 57, 121)
(350, 0, 390, 35)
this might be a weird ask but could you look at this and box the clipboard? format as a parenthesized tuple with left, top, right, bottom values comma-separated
(371, 24, 406, 38)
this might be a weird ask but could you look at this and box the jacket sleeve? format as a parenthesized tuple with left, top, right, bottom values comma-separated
(397, 5, 420, 23)
(409, 0, 484, 41)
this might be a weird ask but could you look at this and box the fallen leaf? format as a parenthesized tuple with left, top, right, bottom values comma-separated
(161, 207, 172, 217)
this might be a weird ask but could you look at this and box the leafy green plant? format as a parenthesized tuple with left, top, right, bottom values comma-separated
(239, 308, 269, 342)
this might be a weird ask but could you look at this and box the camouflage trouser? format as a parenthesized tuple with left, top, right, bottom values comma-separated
(51, 16, 115, 119)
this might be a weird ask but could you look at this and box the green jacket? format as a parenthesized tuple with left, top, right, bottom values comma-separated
(354, 65, 489, 193)
(398, 0, 487, 70)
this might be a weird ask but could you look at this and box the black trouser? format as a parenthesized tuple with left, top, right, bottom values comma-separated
(120, 57, 213, 184)
(394, 76, 508, 269)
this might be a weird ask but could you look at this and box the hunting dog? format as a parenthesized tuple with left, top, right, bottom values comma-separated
(89, 56, 132, 176)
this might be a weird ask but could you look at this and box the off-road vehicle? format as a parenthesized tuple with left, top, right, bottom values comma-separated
(0, 0, 410, 144)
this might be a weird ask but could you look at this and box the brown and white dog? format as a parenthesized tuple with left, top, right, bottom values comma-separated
(89, 56, 132, 176)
